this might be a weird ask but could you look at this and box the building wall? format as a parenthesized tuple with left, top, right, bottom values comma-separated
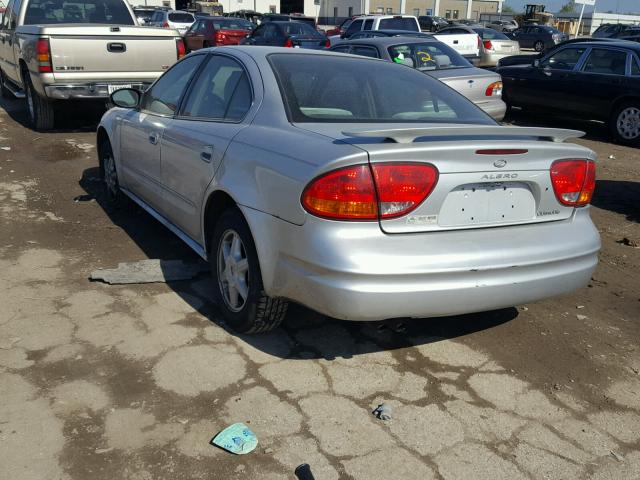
(222, 0, 279, 13)
(317, 0, 498, 21)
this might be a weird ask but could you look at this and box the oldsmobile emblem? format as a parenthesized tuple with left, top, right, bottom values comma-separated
(493, 159, 507, 168)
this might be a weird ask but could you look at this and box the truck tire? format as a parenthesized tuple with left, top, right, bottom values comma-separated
(24, 72, 55, 131)
(210, 208, 288, 333)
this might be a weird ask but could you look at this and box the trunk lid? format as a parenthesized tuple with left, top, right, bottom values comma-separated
(295, 123, 595, 234)
(217, 28, 250, 45)
(488, 39, 520, 53)
(428, 67, 501, 104)
(290, 35, 327, 49)
(45, 26, 179, 75)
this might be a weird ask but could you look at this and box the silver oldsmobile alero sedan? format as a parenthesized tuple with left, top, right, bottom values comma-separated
(98, 47, 600, 333)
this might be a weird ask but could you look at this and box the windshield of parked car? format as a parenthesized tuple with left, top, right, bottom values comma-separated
(282, 21, 321, 36)
(24, 0, 135, 24)
(379, 17, 419, 31)
(269, 54, 492, 124)
(213, 18, 253, 29)
(474, 28, 509, 40)
(169, 12, 195, 22)
(388, 42, 471, 70)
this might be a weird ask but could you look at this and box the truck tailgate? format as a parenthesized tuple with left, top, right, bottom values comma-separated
(46, 27, 178, 78)
(434, 32, 479, 57)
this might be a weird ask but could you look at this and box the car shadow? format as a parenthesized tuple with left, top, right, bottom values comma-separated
(80, 166, 519, 360)
(504, 108, 611, 144)
(592, 179, 640, 223)
(1, 96, 105, 133)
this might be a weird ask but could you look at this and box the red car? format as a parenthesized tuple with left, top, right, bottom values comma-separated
(184, 16, 254, 51)
(325, 17, 357, 37)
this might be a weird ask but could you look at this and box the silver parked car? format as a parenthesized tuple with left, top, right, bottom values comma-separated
(331, 37, 507, 120)
(438, 26, 521, 67)
(99, 47, 600, 333)
(487, 19, 518, 33)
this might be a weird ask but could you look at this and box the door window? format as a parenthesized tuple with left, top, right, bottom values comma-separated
(330, 45, 350, 53)
(345, 19, 363, 36)
(180, 55, 252, 122)
(632, 56, 640, 76)
(540, 47, 586, 70)
(351, 45, 379, 58)
(141, 55, 205, 116)
(10, 0, 21, 28)
(582, 48, 628, 75)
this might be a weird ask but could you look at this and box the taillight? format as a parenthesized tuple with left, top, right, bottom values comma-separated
(325, 39, 331, 48)
(301, 163, 439, 220)
(477, 35, 481, 50)
(215, 31, 226, 42)
(162, 21, 169, 28)
(483, 39, 493, 50)
(371, 163, 439, 218)
(550, 159, 596, 207)
(36, 38, 52, 73)
(284, 38, 294, 48)
(176, 38, 186, 59)
(485, 81, 502, 96)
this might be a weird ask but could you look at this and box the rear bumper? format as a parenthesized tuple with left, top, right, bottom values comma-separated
(476, 51, 521, 67)
(44, 82, 151, 100)
(242, 207, 600, 321)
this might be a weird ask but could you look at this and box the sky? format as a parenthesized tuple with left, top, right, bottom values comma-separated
(504, 0, 639, 15)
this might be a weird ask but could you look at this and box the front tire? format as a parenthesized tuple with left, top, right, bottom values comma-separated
(534, 40, 544, 52)
(610, 103, 640, 146)
(211, 209, 288, 333)
(99, 139, 127, 208)
(24, 71, 55, 131)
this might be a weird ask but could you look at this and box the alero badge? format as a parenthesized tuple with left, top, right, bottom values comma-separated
(493, 159, 507, 168)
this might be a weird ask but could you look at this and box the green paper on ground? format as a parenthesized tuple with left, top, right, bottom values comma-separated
(211, 423, 258, 455)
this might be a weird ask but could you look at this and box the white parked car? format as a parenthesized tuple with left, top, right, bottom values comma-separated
(149, 10, 195, 35)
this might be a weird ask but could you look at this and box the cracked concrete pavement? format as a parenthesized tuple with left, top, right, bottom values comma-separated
(0, 98, 639, 479)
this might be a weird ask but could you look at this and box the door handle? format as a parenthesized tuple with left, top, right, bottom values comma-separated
(200, 145, 214, 163)
(149, 132, 159, 145)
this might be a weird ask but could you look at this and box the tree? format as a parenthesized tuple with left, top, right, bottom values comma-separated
(559, 0, 576, 14)
(502, 5, 515, 13)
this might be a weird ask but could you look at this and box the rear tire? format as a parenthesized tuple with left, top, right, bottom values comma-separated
(24, 71, 55, 131)
(533, 40, 544, 52)
(610, 102, 640, 146)
(210, 208, 288, 334)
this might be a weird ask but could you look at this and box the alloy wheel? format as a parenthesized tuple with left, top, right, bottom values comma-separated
(616, 107, 640, 140)
(217, 229, 250, 312)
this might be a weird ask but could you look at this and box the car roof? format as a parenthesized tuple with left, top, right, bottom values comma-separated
(556, 39, 640, 51)
(337, 36, 439, 47)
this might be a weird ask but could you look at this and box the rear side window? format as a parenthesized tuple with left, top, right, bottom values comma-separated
(181, 56, 252, 122)
(378, 17, 419, 31)
(363, 19, 373, 30)
(540, 47, 586, 70)
(351, 45, 379, 58)
(582, 49, 628, 75)
(330, 45, 350, 53)
(24, 0, 135, 25)
(169, 12, 194, 22)
(269, 53, 493, 124)
(632, 56, 640, 76)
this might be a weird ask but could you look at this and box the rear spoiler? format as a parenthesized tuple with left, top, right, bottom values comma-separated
(342, 126, 585, 144)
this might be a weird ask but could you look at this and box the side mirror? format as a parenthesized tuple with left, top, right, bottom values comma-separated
(110, 88, 141, 108)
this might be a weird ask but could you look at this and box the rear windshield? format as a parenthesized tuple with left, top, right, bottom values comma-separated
(379, 17, 419, 31)
(269, 53, 492, 124)
(388, 42, 471, 70)
(282, 22, 320, 36)
(24, 0, 134, 25)
(474, 28, 509, 40)
(291, 16, 316, 27)
(169, 12, 194, 22)
(213, 18, 253, 29)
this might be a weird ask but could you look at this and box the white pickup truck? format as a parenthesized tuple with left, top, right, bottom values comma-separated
(333, 15, 480, 61)
(0, 0, 185, 130)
